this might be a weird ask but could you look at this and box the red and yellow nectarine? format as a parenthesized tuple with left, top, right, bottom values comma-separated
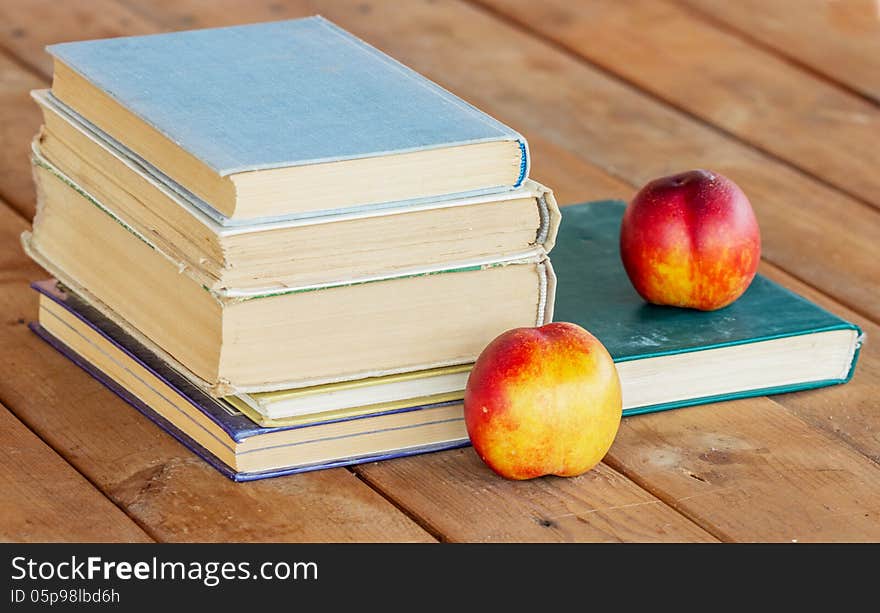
(620, 169, 761, 311)
(463, 322, 622, 480)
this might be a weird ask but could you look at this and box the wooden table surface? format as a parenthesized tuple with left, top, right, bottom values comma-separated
(0, 0, 878, 543)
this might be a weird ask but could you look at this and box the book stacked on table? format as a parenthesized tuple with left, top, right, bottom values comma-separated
(23, 17, 560, 481)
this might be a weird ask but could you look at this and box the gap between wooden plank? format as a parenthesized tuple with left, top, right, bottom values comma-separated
(678, 0, 880, 105)
(352, 449, 720, 542)
(0, 398, 154, 542)
(349, 470, 450, 542)
(0, 48, 43, 217)
(675, 0, 880, 106)
(0, 35, 47, 83)
(602, 393, 880, 542)
(0, 389, 160, 542)
(468, 0, 880, 215)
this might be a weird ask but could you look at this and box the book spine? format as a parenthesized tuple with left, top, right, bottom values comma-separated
(514, 138, 529, 188)
(535, 183, 561, 254)
(538, 258, 556, 325)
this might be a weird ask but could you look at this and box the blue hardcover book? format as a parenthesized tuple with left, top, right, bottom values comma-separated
(31, 280, 468, 482)
(552, 201, 863, 415)
(46, 16, 528, 223)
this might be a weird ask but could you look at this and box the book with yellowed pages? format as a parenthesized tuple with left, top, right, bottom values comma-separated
(231, 364, 470, 427)
(45, 17, 530, 222)
(24, 156, 556, 397)
(30, 280, 468, 481)
(30, 92, 559, 292)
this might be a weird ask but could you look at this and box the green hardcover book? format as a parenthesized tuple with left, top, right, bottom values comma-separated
(553, 201, 863, 416)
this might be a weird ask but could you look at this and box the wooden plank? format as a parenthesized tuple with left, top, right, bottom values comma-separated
(757, 261, 880, 465)
(0, 1, 722, 543)
(0, 0, 172, 219)
(480, 0, 880, 210)
(85, 0, 880, 323)
(115, 0, 880, 542)
(48, 2, 873, 539)
(354, 448, 717, 542)
(0, 0, 160, 78)
(680, 0, 880, 103)
(0, 51, 42, 217)
(605, 396, 880, 542)
(0, 279, 435, 542)
(0, 195, 43, 281)
(0, 401, 153, 542)
(524, 136, 634, 205)
(3, 0, 876, 533)
(358, 389, 880, 542)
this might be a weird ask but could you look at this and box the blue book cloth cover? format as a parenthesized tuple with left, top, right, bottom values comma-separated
(47, 16, 527, 177)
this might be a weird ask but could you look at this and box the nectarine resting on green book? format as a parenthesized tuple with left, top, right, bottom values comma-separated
(620, 169, 761, 311)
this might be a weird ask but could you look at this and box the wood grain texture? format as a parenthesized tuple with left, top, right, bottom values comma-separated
(112, 0, 880, 542)
(0, 51, 42, 217)
(523, 136, 634, 205)
(0, 0, 161, 218)
(354, 447, 717, 542)
(0, 280, 434, 542)
(0, 402, 153, 542)
(0, 0, 875, 543)
(681, 0, 880, 103)
(481, 0, 880, 209)
(606, 396, 880, 542)
(0, 0, 162, 78)
(756, 262, 880, 465)
(0, 0, 664, 543)
(0, 0, 635, 212)
(0, 196, 42, 281)
(99, 0, 880, 322)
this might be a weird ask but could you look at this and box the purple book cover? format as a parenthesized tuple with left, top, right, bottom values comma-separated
(31, 280, 468, 481)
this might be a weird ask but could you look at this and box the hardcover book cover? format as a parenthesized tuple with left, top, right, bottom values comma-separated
(46, 16, 528, 199)
(33, 89, 538, 227)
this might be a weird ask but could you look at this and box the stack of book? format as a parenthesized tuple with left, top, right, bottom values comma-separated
(24, 17, 560, 480)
